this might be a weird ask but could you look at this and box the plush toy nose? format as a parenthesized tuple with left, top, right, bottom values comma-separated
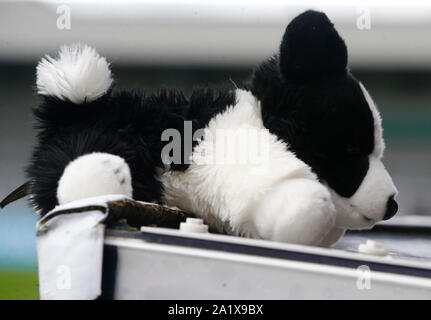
(383, 195, 398, 220)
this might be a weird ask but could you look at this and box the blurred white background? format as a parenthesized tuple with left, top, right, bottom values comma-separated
(0, 0, 431, 68)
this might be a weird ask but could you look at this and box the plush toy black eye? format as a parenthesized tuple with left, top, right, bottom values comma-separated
(345, 144, 361, 156)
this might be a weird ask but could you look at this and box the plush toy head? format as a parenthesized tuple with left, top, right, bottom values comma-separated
(249, 10, 398, 230)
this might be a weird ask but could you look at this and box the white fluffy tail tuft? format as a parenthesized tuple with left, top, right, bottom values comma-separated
(36, 43, 113, 104)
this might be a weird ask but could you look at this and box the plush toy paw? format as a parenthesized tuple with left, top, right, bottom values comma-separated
(57, 152, 133, 205)
(251, 178, 336, 246)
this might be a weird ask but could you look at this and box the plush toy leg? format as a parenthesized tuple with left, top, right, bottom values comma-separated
(57, 152, 133, 205)
(250, 178, 336, 246)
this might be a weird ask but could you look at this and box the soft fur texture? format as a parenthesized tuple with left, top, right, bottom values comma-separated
(360, 82, 385, 157)
(36, 43, 113, 104)
(327, 83, 397, 229)
(57, 153, 133, 205)
(279, 10, 348, 84)
(26, 89, 189, 215)
(247, 10, 398, 236)
(161, 89, 336, 244)
(25, 10, 398, 247)
(28, 46, 235, 215)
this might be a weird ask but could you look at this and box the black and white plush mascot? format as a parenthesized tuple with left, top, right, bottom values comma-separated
(24, 10, 397, 247)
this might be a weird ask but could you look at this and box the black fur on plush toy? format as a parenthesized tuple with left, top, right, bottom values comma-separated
(28, 86, 236, 215)
(27, 90, 187, 215)
(20, 10, 398, 246)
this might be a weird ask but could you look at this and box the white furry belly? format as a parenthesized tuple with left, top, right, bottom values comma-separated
(160, 89, 319, 238)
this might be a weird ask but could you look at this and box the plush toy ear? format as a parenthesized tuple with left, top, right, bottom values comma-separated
(279, 10, 348, 83)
